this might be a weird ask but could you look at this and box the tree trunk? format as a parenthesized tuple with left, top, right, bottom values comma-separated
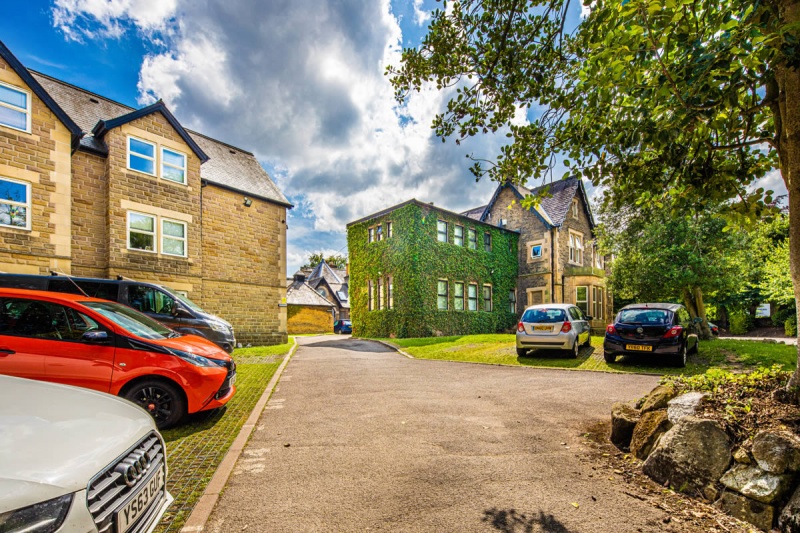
(775, 0, 800, 397)
(683, 286, 712, 340)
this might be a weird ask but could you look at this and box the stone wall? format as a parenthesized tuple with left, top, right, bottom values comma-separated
(71, 150, 108, 277)
(288, 305, 333, 334)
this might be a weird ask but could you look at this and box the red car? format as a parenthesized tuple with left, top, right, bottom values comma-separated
(0, 288, 235, 428)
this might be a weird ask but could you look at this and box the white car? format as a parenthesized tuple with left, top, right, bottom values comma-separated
(515, 303, 592, 357)
(0, 375, 172, 533)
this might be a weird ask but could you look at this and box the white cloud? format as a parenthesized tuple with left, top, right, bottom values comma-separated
(413, 0, 431, 25)
(580, 1, 595, 18)
(52, 0, 178, 40)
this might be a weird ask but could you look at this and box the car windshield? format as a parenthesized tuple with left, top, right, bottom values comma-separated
(521, 308, 566, 323)
(162, 286, 206, 313)
(618, 309, 671, 325)
(82, 301, 177, 340)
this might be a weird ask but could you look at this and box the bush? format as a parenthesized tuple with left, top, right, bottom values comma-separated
(772, 306, 797, 327)
(728, 311, 752, 335)
(785, 316, 797, 337)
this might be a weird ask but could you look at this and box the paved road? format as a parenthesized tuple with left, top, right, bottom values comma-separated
(206, 336, 665, 533)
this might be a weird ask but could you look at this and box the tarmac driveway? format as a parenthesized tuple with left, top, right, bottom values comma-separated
(206, 336, 665, 533)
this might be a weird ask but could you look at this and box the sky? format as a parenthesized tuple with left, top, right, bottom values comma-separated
(1, 1, 787, 275)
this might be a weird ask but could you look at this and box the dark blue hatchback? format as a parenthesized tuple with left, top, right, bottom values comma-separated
(334, 319, 352, 334)
(603, 303, 699, 367)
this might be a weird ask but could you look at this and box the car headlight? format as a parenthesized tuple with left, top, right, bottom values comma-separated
(209, 321, 229, 333)
(169, 348, 227, 368)
(0, 494, 73, 533)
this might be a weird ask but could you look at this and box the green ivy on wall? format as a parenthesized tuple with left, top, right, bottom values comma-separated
(347, 201, 519, 338)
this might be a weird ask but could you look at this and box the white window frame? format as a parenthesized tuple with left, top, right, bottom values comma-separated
(127, 211, 157, 253)
(454, 225, 464, 246)
(368, 280, 374, 311)
(0, 81, 31, 133)
(127, 136, 157, 176)
(530, 241, 543, 260)
(376, 224, 383, 242)
(437, 220, 448, 243)
(576, 286, 589, 315)
(454, 281, 465, 311)
(569, 230, 584, 265)
(593, 286, 604, 321)
(388, 222, 393, 238)
(161, 218, 188, 257)
(468, 283, 478, 311)
(160, 147, 187, 185)
(368, 227, 374, 243)
(509, 289, 517, 313)
(387, 276, 394, 309)
(0, 176, 31, 230)
(482, 284, 493, 312)
(378, 276, 384, 309)
(468, 228, 477, 250)
(437, 279, 449, 311)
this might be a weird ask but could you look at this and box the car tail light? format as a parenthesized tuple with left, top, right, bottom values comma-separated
(606, 324, 616, 335)
(561, 322, 572, 333)
(517, 322, 525, 333)
(663, 326, 683, 339)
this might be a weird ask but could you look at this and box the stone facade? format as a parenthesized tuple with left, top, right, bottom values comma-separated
(287, 305, 333, 334)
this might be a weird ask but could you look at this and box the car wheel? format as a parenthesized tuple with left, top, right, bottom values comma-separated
(516, 348, 528, 357)
(568, 340, 580, 358)
(689, 339, 699, 355)
(672, 344, 687, 368)
(122, 379, 186, 429)
(603, 351, 616, 364)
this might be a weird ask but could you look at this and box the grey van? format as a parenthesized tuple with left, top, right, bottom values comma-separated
(0, 274, 236, 353)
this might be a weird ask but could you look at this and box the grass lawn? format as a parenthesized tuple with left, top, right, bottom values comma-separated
(382, 334, 796, 375)
(155, 338, 294, 533)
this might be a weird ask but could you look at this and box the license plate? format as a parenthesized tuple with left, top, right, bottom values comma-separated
(626, 344, 653, 352)
(117, 466, 165, 533)
(533, 325, 552, 331)
(228, 374, 236, 387)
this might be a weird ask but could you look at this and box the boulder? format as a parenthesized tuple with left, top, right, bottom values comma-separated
(667, 392, 707, 424)
(719, 464, 793, 504)
(640, 383, 678, 413)
(778, 484, 800, 532)
(610, 402, 640, 450)
(733, 447, 753, 465)
(752, 430, 800, 474)
(716, 491, 776, 531)
(642, 416, 731, 494)
(630, 410, 672, 460)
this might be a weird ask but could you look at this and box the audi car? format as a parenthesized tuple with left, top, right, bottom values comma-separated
(603, 303, 699, 367)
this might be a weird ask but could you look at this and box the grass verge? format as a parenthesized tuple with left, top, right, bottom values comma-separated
(382, 334, 795, 374)
(155, 339, 294, 533)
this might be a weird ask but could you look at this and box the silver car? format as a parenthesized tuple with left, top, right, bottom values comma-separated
(515, 303, 592, 357)
(0, 375, 172, 533)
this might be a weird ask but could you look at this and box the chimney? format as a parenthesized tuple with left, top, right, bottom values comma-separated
(294, 273, 306, 282)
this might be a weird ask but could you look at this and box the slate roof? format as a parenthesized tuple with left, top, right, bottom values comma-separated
(307, 260, 349, 309)
(461, 205, 486, 221)
(29, 70, 291, 207)
(286, 280, 336, 307)
(479, 177, 592, 228)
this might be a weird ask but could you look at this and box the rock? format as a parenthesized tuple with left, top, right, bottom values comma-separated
(640, 383, 678, 413)
(667, 392, 707, 424)
(703, 484, 720, 502)
(733, 447, 753, 465)
(630, 410, 672, 460)
(752, 430, 800, 474)
(642, 416, 731, 494)
(716, 491, 776, 531)
(719, 464, 793, 504)
(610, 402, 640, 450)
(778, 484, 800, 532)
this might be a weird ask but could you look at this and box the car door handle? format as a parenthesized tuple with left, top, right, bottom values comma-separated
(0, 347, 15, 355)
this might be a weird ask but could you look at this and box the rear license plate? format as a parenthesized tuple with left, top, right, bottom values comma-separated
(116, 466, 165, 533)
(533, 325, 552, 331)
(626, 344, 653, 352)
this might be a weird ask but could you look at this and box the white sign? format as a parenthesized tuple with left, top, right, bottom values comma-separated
(755, 303, 771, 318)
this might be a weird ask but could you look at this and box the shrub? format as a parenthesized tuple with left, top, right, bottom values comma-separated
(785, 316, 797, 337)
(728, 311, 752, 335)
(772, 306, 797, 327)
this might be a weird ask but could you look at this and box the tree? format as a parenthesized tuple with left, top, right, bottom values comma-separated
(597, 203, 750, 339)
(389, 0, 800, 392)
(303, 253, 347, 270)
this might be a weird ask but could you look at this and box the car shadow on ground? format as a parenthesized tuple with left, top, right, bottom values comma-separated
(516, 346, 595, 369)
(483, 507, 575, 533)
(302, 337, 395, 353)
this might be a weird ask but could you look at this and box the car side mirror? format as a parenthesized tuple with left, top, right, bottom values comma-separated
(693, 317, 703, 323)
(584, 315, 593, 321)
(81, 330, 110, 344)
(174, 306, 193, 319)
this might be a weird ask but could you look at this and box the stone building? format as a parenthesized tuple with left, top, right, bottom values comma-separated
(304, 260, 350, 320)
(0, 40, 291, 345)
(465, 178, 612, 331)
(286, 273, 336, 334)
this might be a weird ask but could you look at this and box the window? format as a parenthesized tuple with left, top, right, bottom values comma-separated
(378, 277, 384, 309)
(128, 137, 156, 176)
(128, 286, 177, 316)
(509, 289, 517, 313)
(468, 283, 478, 311)
(569, 306, 582, 321)
(569, 231, 584, 265)
(368, 280, 374, 311)
(317, 288, 328, 298)
(593, 286, 604, 321)
(0, 177, 30, 230)
(437, 280, 449, 310)
(594, 246, 604, 269)
(0, 297, 103, 340)
(128, 212, 156, 252)
(376, 224, 383, 242)
(483, 285, 492, 312)
(437, 220, 448, 243)
(161, 219, 187, 257)
(530, 243, 543, 259)
(484, 232, 492, 252)
(454, 282, 464, 311)
(454, 225, 464, 246)
(576, 286, 589, 315)
(572, 198, 579, 218)
(387, 276, 394, 309)
(0, 82, 30, 132)
(468, 228, 477, 249)
(368, 227, 374, 243)
(161, 147, 187, 184)
(388, 222, 393, 238)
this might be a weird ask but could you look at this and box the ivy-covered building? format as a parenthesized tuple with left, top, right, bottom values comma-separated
(347, 200, 520, 338)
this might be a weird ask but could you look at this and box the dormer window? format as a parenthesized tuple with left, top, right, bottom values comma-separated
(128, 137, 156, 176)
(0, 82, 30, 132)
